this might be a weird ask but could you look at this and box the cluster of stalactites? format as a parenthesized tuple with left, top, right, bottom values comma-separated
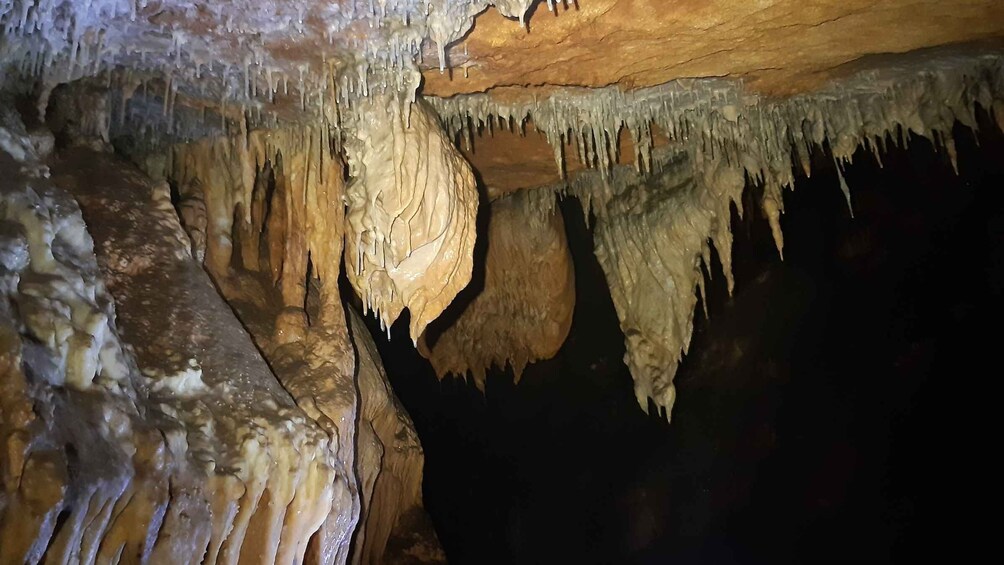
(418, 188, 575, 389)
(0, 0, 540, 143)
(343, 94, 479, 343)
(431, 51, 1004, 231)
(165, 117, 444, 563)
(168, 125, 349, 340)
(437, 51, 1004, 418)
(165, 92, 484, 351)
(583, 149, 744, 420)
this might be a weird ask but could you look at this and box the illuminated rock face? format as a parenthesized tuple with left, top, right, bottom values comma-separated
(165, 120, 442, 563)
(2, 0, 1004, 562)
(1, 106, 440, 563)
(422, 0, 1004, 96)
(344, 96, 479, 343)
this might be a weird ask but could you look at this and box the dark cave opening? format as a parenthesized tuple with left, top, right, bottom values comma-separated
(356, 111, 1003, 564)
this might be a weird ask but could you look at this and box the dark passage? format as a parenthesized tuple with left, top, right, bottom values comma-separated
(358, 110, 1003, 564)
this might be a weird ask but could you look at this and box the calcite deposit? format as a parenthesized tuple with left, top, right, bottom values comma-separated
(344, 95, 479, 343)
(2, 0, 1004, 561)
(434, 50, 1004, 417)
(419, 188, 575, 388)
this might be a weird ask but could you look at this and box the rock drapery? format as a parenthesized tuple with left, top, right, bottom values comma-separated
(344, 96, 479, 343)
(589, 152, 742, 418)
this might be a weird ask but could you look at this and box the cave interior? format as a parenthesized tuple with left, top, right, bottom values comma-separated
(1, 1, 1003, 564)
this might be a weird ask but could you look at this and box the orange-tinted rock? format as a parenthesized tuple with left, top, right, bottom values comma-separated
(461, 121, 673, 195)
(423, 0, 1004, 97)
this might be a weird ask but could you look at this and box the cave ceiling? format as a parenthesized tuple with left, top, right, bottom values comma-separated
(423, 0, 1004, 97)
(4, 1, 1003, 125)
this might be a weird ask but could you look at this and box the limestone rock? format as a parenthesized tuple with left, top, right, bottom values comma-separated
(419, 189, 575, 387)
(344, 96, 479, 342)
(164, 121, 442, 564)
(350, 308, 445, 565)
(423, 0, 1004, 97)
(0, 117, 345, 563)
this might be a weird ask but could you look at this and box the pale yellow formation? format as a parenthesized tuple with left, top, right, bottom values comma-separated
(419, 188, 575, 388)
(344, 95, 479, 342)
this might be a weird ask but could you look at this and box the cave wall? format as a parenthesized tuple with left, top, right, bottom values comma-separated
(1, 115, 343, 563)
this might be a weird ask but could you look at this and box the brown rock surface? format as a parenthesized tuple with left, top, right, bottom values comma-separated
(419, 189, 575, 387)
(423, 0, 1004, 97)
(458, 121, 669, 196)
(163, 120, 442, 563)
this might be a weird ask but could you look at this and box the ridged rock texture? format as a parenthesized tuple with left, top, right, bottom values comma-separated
(344, 96, 479, 343)
(419, 188, 575, 388)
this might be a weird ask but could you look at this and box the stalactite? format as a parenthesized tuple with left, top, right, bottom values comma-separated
(418, 188, 575, 388)
(583, 150, 744, 419)
(344, 95, 479, 343)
